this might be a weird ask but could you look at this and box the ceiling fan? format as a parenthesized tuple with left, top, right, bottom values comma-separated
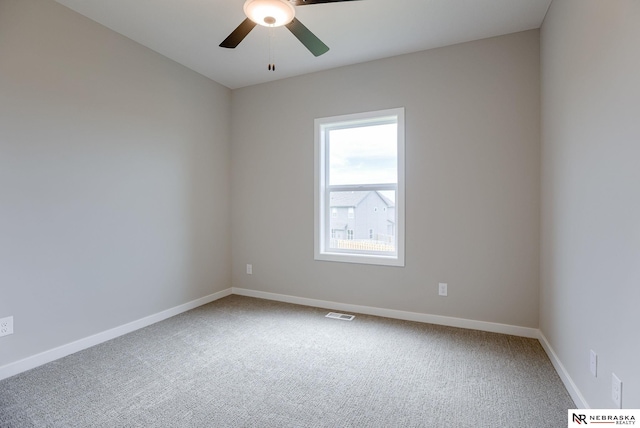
(220, 0, 360, 58)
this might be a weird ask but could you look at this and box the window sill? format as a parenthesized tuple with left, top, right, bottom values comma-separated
(315, 251, 405, 267)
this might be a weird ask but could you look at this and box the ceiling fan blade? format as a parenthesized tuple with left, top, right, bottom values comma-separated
(285, 18, 329, 57)
(290, 0, 361, 5)
(220, 18, 257, 48)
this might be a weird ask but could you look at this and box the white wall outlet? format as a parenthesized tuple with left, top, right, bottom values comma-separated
(246, 264, 252, 275)
(0, 316, 14, 337)
(438, 283, 448, 296)
(612, 373, 622, 408)
(589, 350, 597, 377)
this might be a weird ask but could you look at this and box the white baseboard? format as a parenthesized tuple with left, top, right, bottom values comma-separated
(2, 285, 587, 411)
(0, 288, 232, 381)
(234, 288, 594, 405)
(538, 331, 589, 409)
(232, 287, 539, 338)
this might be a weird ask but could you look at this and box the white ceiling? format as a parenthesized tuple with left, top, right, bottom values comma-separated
(55, 0, 551, 89)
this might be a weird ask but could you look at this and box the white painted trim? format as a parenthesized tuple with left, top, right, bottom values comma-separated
(2, 284, 586, 412)
(0, 288, 232, 381)
(314, 107, 406, 268)
(232, 287, 539, 338)
(538, 331, 589, 409)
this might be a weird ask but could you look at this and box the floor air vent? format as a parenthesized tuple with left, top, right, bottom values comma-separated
(325, 312, 355, 321)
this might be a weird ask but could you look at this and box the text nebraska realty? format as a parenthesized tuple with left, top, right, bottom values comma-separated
(574, 413, 636, 425)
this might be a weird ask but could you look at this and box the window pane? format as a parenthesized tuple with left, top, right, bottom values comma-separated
(315, 107, 404, 266)
(328, 190, 396, 253)
(329, 123, 397, 186)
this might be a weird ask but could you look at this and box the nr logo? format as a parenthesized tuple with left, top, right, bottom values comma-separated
(573, 413, 588, 424)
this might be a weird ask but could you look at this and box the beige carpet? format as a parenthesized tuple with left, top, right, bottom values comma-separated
(0, 295, 574, 427)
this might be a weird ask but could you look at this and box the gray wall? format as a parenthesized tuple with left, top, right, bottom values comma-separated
(231, 30, 541, 328)
(540, 0, 640, 408)
(0, 0, 231, 366)
(5, 0, 635, 410)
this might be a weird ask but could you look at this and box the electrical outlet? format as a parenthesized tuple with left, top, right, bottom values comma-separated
(438, 283, 448, 296)
(0, 316, 13, 337)
(612, 373, 622, 408)
(246, 264, 252, 275)
(590, 350, 597, 377)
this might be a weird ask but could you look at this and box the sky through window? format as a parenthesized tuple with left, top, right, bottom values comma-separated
(329, 123, 397, 187)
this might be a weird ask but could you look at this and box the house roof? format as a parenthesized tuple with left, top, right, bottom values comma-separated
(377, 192, 394, 207)
(330, 191, 369, 207)
(330, 191, 394, 208)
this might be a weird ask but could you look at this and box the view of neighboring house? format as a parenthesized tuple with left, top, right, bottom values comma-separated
(329, 191, 395, 247)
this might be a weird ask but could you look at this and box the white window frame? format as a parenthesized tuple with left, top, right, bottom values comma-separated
(314, 107, 405, 267)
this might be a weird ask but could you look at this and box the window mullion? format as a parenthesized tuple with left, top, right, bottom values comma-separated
(328, 183, 396, 192)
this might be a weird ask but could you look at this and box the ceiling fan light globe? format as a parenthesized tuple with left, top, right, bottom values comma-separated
(243, 0, 295, 27)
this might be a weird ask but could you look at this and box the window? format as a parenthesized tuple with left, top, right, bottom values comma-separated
(314, 108, 405, 266)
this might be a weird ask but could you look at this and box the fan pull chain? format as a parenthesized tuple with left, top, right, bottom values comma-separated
(268, 27, 275, 71)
